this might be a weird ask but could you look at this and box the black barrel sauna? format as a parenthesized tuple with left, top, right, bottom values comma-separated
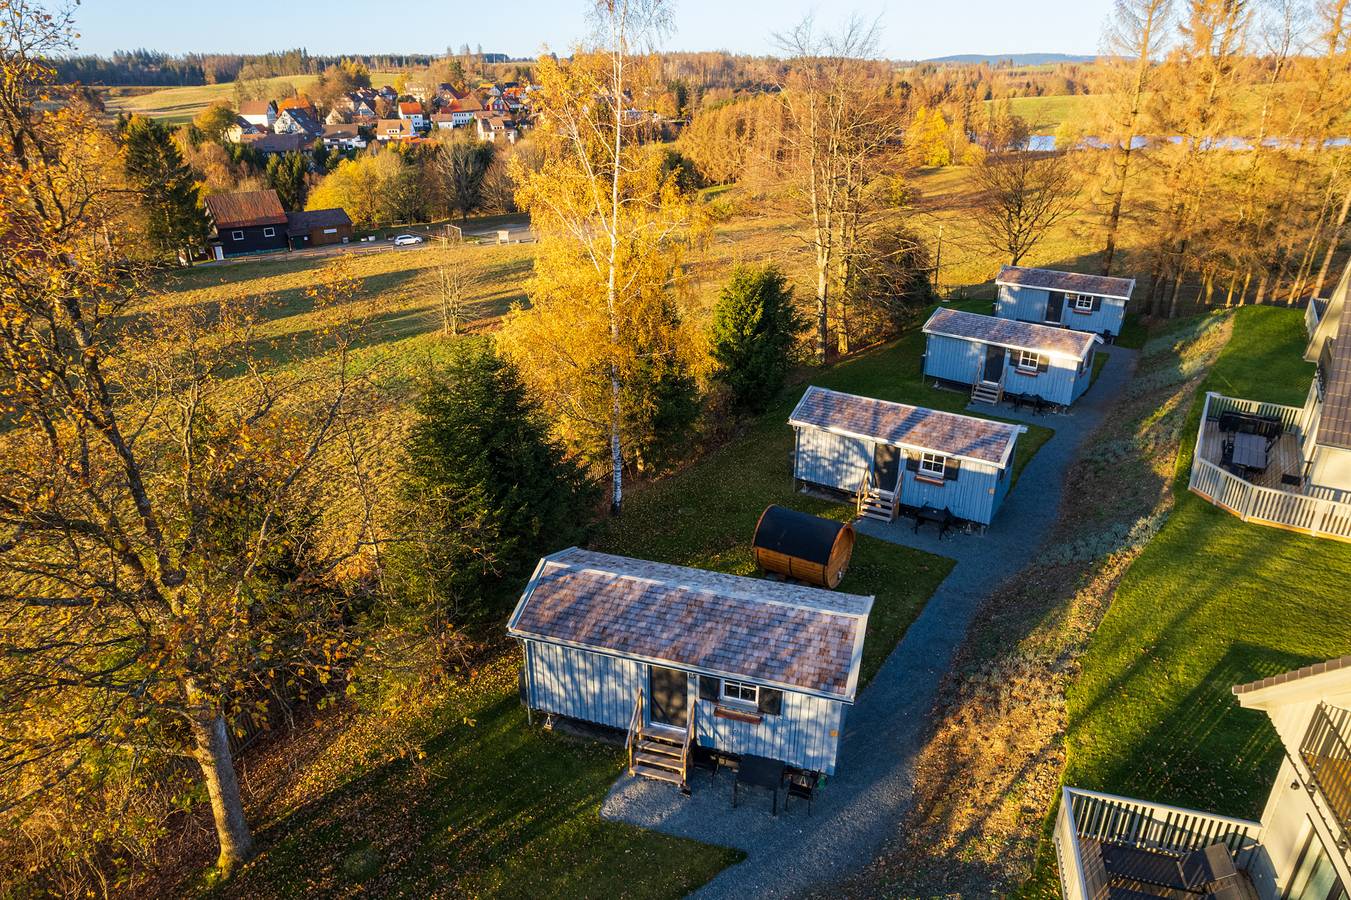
(751, 505, 855, 589)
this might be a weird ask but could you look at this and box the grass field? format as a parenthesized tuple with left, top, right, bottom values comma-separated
(1002, 94, 1096, 135)
(1060, 306, 1351, 822)
(99, 72, 402, 124)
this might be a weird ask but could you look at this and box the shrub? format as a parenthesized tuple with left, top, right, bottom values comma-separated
(708, 265, 805, 413)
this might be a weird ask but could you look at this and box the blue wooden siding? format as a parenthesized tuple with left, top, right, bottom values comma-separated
(924, 332, 1085, 405)
(527, 641, 643, 730)
(898, 457, 1002, 524)
(695, 691, 845, 774)
(524, 641, 846, 773)
(794, 426, 871, 492)
(997, 284, 1127, 337)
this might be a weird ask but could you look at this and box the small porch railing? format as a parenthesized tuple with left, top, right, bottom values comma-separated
(1300, 703, 1351, 845)
(1054, 787, 1264, 900)
(1188, 391, 1351, 542)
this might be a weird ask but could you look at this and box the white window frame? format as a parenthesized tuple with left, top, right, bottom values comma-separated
(262, 226, 276, 238)
(231, 230, 244, 241)
(1015, 349, 1042, 372)
(1072, 293, 1095, 312)
(918, 452, 947, 480)
(720, 679, 759, 708)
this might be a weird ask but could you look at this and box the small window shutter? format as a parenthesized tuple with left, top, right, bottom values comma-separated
(757, 688, 783, 716)
(1091, 296, 1102, 311)
(1037, 354, 1049, 373)
(699, 675, 720, 701)
(904, 452, 919, 472)
(944, 458, 961, 481)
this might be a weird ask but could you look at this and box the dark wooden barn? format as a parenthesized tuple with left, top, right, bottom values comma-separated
(286, 208, 354, 249)
(205, 190, 289, 258)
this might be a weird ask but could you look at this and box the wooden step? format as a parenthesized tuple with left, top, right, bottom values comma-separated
(634, 750, 683, 771)
(636, 730, 684, 747)
(636, 739, 682, 757)
(633, 764, 684, 785)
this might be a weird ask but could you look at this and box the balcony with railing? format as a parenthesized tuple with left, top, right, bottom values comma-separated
(1054, 787, 1264, 899)
(1300, 703, 1351, 853)
(1188, 389, 1351, 542)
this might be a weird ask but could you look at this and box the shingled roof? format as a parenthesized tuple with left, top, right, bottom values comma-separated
(508, 548, 873, 701)
(204, 190, 288, 229)
(1233, 654, 1351, 696)
(997, 265, 1136, 300)
(285, 207, 351, 236)
(789, 386, 1023, 468)
(924, 307, 1100, 360)
(1317, 310, 1351, 450)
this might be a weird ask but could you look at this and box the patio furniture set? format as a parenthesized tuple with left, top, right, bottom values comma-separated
(1217, 410, 1284, 479)
(1083, 838, 1252, 899)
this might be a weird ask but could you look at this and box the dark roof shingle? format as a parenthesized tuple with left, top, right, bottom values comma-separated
(789, 386, 1021, 467)
(285, 208, 352, 235)
(997, 265, 1135, 300)
(924, 307, 1099, 359)
(204, 190, 288, 228)
(508, 548, 872, 700)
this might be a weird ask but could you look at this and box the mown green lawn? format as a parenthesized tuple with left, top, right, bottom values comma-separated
(1061, 306, 1351, 820)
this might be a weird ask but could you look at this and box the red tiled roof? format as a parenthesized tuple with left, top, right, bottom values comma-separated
(924, 307, 1099, 359)
(997, 265, 1135, 300)
(398, 101, 422, 115)
(508, 548, 872, 700)
(789, 386, 1021, 467)
(204, 189, 288, 228)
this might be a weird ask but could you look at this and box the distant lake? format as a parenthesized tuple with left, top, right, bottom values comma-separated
(1021, 135, 1350, 152)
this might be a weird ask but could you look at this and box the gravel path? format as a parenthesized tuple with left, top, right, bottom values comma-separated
(599, 348, 1137, 899)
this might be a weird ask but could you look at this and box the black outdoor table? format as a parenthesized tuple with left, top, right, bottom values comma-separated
(733, 754, 785, 815)
(1232, 432, 1269, 471)
(913, 505, 954, 537)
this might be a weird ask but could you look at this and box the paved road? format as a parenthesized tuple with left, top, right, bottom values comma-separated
(599, 347, 1138, 899)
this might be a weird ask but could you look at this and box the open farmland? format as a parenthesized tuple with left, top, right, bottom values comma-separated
(99, 72, 403, 124)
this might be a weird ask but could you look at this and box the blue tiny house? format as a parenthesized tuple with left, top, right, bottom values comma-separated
(922, 307, 1100, 408)
(788, 386, 1024, 526)
(509, 548, 873, 787)
(995, 266, 1134, 340)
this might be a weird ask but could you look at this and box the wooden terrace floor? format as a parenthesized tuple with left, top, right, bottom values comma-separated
(1199, 421, 1306, 493)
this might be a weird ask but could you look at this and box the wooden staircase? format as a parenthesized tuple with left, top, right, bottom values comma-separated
(856, 469, 899, 522)
(626, 689, 695, 794)
(970, 378, 1003, 405)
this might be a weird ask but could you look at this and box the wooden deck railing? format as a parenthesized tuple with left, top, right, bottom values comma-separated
(1188, 392, 1351, 542)
(1300, 703, 1351, 844)
(1054, 787, 1264, 900)
(625, 688, 644, 775)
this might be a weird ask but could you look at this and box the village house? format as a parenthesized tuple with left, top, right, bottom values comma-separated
(1054, 654, 1351, 900)
(204, 189, 289, 259)
(438, 95, 483, 127)
(922, 307, 1101, 409)
(320, 123, 366, 150)
(1188, 256, 1351, 541)
(224, 115, 261, 143)
(274, 105, 323, 139)
(237, 99, 277, 132)
(995, 266, 1135, 340)
(397, 101, 425, 129)
(284, 207, 353, 250)
(474, 111, 517, 143)
(340, 91, 377, 118)
(239, 131, 314, 155)
(788, 386, 1025, 527)
(375, 118, 415, 141)
(509, 547, 873, 792)
(276, 94, 318, 118)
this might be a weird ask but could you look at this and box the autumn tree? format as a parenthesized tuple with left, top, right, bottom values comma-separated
(122, 114, 210, 263)
(194, 98, 238, 144)
(0, 6, 385, 877)
(434, 133, 496, 220)
(971, 152, 1080, 265)
(498, 0, 698, 514)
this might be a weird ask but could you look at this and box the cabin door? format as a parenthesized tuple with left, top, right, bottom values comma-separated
(648, 666, 689, 728)
(982, 344, 1006, 382)
(1044, 292, 1065, 324)
(873, 444, 901, 493)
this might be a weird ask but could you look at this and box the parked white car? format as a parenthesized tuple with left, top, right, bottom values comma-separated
(392, 233, 425, 246)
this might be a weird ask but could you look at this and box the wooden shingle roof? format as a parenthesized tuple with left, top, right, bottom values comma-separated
(507, 548, 872, 701)
(789, 386, 1022, 468)
(997, 265, 1135, 300)
(924, 307, 1100, 360)
(204, 190, 288, 228)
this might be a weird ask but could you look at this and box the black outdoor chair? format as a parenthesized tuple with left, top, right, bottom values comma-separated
(1221, 438, 1236, 466)
(1218, 411, 1241, 433)
(783, 770, 819, 816)
(1281, 472, 1303, 488)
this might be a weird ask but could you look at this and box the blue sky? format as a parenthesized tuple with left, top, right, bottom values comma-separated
(71, 1, 1109, 60)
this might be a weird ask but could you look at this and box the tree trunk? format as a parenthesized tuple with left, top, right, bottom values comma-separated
(1313, 180, 1351, 299)
(190, 709, 254, 876)
(815, 257, 829, 362)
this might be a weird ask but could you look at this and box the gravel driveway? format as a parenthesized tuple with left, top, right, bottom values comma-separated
(599, 346, 1137, 899)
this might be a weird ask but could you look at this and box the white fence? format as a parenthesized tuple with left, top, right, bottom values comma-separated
(1054, 787, 1265, 899)
(1188, 392, 1351, 542)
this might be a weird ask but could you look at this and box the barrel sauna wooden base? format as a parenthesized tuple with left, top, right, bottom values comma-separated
(751, 505, 856, 589)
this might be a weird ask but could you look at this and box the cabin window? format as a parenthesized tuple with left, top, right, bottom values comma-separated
(1072, 294, 1095, 313)
(231, 230, 244, 241)
(918, 452, 947, 480)
(262, 227, 276, 238)
(720, 680, 759, 707)
(1015, 350, 1042, 372)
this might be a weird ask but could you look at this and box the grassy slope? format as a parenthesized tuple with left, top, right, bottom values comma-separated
(99, 73, 402, 125)
(1003, 94, 1096, 134)
(1063, 307, 1351, 819)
